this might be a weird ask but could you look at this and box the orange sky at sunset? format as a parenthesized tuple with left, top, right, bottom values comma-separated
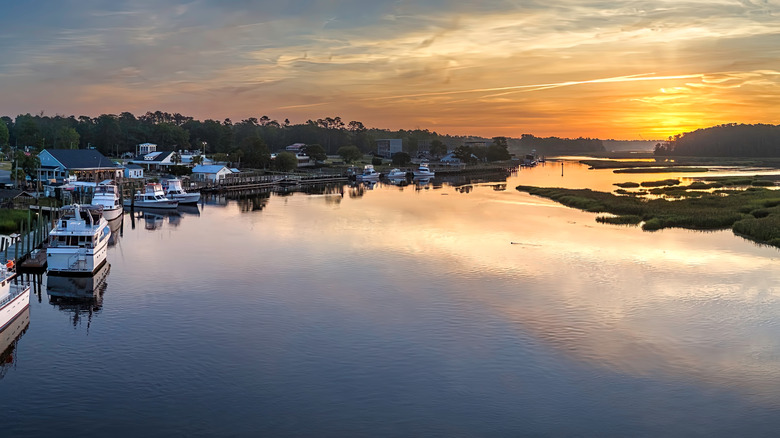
(0, 1, 778, 139)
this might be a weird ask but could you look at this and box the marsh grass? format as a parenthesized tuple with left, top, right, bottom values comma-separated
(0, 209, 29, 234)
(517, 184, 780, 247)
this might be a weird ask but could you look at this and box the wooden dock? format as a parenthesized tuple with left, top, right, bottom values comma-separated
(2, 206, 55, 270)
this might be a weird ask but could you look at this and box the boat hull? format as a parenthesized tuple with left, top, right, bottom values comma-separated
(0, 284, 30, 332)
(124, 199, 179, 209)
(47, 245, 109, 275)
(101, 206, 123, 221)
(171, 193, 200, 204)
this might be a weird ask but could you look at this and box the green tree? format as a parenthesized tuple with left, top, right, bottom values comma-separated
(430, 139, 447, 157)
(454, 145, 477, 163)
(337, 145, 363, 163)
(274, 151, 298, 171)
(302, 144, 327, 162)
(392, 152, 411, 166)
(58, 127, 80, 149)
(240, 137, 271, 169)
(15, 150, 40, 183)
(0, 121, 8, 147)
(191, 155, 203, 166)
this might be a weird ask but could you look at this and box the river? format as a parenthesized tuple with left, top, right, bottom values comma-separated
(3, 160, 780, 437)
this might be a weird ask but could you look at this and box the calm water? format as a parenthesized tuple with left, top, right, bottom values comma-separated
(3, 161, 780, 437)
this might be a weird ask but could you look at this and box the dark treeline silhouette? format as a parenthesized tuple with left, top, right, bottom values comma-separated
(518, 134, 605, 154)
(654, 123, 780, 157)
(0, 111, 492, 162)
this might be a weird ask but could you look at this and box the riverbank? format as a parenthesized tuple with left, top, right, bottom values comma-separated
(516, 181, 780, 248)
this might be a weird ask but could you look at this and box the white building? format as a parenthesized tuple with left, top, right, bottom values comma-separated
(376, 139, 403, 158)
(124, 164, 144, 179)
(137, 143, 157, 155)
(191, 164, 232, 182)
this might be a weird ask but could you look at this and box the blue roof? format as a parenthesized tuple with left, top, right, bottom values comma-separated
(192, 165, 228, 174)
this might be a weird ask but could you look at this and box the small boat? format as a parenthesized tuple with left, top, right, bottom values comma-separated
(0, 260, 30, 332)
(356, 165, 380, 182)
(47, 204, 111, 275)
(162, 178, 200, 204)
(124, 183, 179, 209)
(92, 181, 123, 221)
(413, 162, 435, 178)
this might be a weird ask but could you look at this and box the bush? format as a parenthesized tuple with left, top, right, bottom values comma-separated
(371, 157, 383, 166)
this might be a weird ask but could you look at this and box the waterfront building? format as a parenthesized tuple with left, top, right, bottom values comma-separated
(191, 165, 232, 182)
(376, 139, 403, 158)
(38, 149, 123, 183)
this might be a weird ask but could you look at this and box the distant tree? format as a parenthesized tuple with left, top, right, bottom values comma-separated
(302, 144, 327, 162)
(274, 151, 298, 171)
(337, 145, 363, 163)
(168, 165, 192, 176)
(191, 155, 203, 166)
(453, 145, 476, 163)
(58, 127, 80, 149)
(240, 137, 271, 169)
(392, 152, 411, 166)
(371, 157, 382, 166)
(0, 121, 8, 147)
(430, 139, 447, 157)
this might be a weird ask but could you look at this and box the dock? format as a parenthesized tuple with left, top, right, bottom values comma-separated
(2, 206, 55, 271)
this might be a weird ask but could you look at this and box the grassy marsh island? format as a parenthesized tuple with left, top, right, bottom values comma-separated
(517, 176, 780, 247)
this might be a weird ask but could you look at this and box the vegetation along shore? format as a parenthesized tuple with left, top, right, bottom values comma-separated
(517, 176, 780, 248)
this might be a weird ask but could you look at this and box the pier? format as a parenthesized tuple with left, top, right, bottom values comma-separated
(1, 206, 55, 270)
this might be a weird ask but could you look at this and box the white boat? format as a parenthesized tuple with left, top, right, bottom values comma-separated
(386, 168, 410, 179)
(162, 178, 200, 204)
(0, 260, 31, 332)
(356, 165, 380, 182)
(47, 204, 111, 275)
(124, 183, 179, 209)
(414, 162, 435, 178)
(92, 181, 123, 221)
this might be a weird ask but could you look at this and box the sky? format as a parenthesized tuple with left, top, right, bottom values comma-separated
(0, 0, 778, 140)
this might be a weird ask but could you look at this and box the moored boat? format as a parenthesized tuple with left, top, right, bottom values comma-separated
(92, 181, 123, 221)
(413, 162, 435, 178)
(124, 183, 179, 209)
(46, 204, 111, 275)
(0, 260, 31, 332)
(356, 165, 380, 182)
(162, 178, 200, 204)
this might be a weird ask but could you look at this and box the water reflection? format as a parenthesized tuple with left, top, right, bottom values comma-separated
(0, 307, 29, 380)
(107, 215, 123, 247)
(47, 263, 110, 329)
(128, 207, 199, 231)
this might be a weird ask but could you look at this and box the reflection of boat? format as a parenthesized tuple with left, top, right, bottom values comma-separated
(0, 306, 29, 380)
(356, 165, 380, 182)
(47, 262, 110, 304)
(162, 178, 200, 204)
(177, 204, 200, 216)
(92, 181, 123, 221)
(47, 204, 111, 275)
(0, 261, 30, 333)
(124, 183, 179, 209)
(129, 208, 182, 231)
(413, 162, 435, 178)
(48, 263, 110, 329)
(107, 214, 123, 247)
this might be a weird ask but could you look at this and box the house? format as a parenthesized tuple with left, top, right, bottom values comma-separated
(376, 139, 403, 158)
(0, 189, 35, 208)
(191, 164, 232, 182)
(137, 142, 157, 155)
(129, 150, 178, 171)
(38, 149, 123, 183)
(124, 164, 144, 179)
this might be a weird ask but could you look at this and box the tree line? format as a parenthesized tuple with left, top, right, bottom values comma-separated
(654, 124, 780, 157)
(0, 111, 489, 163)
(517, 134, 605, 154)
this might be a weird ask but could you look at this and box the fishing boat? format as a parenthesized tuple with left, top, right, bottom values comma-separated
(413, 162, 435, 178)
(386, 168, 411, 180)
(162, 178, 200, 204)
(92, 181, 123, 221)
(0, 260, 30, 332)
(356, 165, 380, 182)
(124, 183, 179, 209)
(47, 204, 111, 275)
